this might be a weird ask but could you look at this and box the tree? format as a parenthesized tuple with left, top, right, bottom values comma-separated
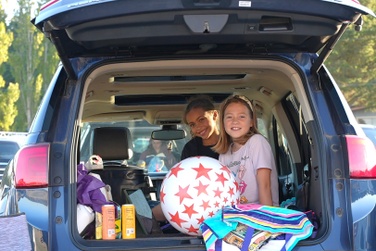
(7, 0, 58, 130)
(325, 0, 376, 111)
(0, 3, 20, 131)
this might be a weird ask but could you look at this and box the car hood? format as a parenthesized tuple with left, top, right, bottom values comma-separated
(32, 0, 375, 79)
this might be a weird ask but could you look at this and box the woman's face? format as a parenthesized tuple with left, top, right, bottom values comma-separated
(151, 139, 162, 152)
(186, 107, 218, 141)
(223, 102, 253, 141)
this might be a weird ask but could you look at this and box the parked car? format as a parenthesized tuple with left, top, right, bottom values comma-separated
(0, 132, 26, 182)
(360, 123, 376, 147)
(0, 0, 376, 250)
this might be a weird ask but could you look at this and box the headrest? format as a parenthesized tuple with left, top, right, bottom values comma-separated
(93, 127, 133, 161)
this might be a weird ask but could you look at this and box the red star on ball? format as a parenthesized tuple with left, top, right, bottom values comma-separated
(214, 201, 220, 208)
(182, 203, 198, 218)
(160, 187, 166, 203)
(169, 211, 187, 228)
(220, 164, 232, 175)
(213, 187, 222, 198)
(175, 184, 193, 204)
(168, 163, 184, 178)
(223, 196, 228, 204)
(200, 199, 210, 211)
(228, 187, 235, 197)
(192, 163, 212, 180)
(196, 215, 205, 225)
(234, 180, 239, 190)
(194, 180, 209, 196)
(185, 224, 199, 234)
(215, 172, 228, 187)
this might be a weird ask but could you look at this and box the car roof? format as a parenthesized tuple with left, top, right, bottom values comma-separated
(360, 124, 376, 147)
(0, 132, 27, 147)
(360, 124, 376, 129)
(32, 0, 375, 80)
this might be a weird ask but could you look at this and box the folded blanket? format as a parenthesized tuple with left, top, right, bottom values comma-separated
(201, 204, 314, 251)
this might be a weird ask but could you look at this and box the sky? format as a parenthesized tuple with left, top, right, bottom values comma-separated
(1, 0, 18, 22)
(1, 1, 39, 24)
(1, 0, 18, 15)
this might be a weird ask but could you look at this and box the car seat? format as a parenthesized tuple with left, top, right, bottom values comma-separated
(90, 127, 150, 205)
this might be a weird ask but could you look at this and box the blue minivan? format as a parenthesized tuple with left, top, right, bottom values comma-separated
(1, 0, 376, 250)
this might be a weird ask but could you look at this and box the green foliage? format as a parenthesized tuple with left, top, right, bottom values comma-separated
(6, 0, 59, 131)
(0, 8, 19, 131)
(0, 22, 12, 64)
(325, 0, 376, 111)
(0, 77, 20, 131)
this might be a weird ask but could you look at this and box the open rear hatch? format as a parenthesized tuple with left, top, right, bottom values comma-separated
(33, 0, 374, 79)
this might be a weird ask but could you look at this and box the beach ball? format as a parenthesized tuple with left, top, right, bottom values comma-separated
(160, 156, 240, 236)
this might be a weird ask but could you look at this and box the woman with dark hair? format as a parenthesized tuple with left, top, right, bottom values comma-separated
(138, 139, 177, 171)
(152, 95, 220, 222)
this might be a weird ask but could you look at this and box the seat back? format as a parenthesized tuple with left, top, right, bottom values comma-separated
(93, 127, 133, 162)
(91, 127, 150, 205)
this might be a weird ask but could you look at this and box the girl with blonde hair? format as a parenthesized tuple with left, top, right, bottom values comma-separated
(213, 94, 279, 206)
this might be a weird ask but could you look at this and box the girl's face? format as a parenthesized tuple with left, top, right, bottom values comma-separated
(186, 107, 218, 141)
(223, 102, 254, 141)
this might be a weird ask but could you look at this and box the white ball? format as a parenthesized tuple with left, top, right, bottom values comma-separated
(160, 156, 240, 236)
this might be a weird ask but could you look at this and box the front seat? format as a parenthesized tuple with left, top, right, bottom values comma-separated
(93, 127, 133, 164)
(91, 127, 150, 205)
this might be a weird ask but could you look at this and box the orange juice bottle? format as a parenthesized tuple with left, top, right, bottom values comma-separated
(102, 204, 116, 240)
(121, 204, 136, 239)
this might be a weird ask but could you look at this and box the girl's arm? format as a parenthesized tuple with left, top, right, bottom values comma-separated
(256, 168, 273, 206)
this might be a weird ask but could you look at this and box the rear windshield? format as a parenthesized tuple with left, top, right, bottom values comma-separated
(79, 121, 189, 171)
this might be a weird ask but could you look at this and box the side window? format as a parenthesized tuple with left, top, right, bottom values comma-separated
(257, 118, 267, 138)
(274, 119, 295, 202)
(284, 94, 311, 184)
(79, 123, 92, 163)
(273, 93, 312, 207)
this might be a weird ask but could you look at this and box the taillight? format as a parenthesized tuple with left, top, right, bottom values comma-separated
(347, 135, 376, 178)
(14, 144, 49, 188)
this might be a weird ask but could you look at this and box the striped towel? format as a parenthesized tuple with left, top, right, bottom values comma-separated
(200, 204, 313, 251)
